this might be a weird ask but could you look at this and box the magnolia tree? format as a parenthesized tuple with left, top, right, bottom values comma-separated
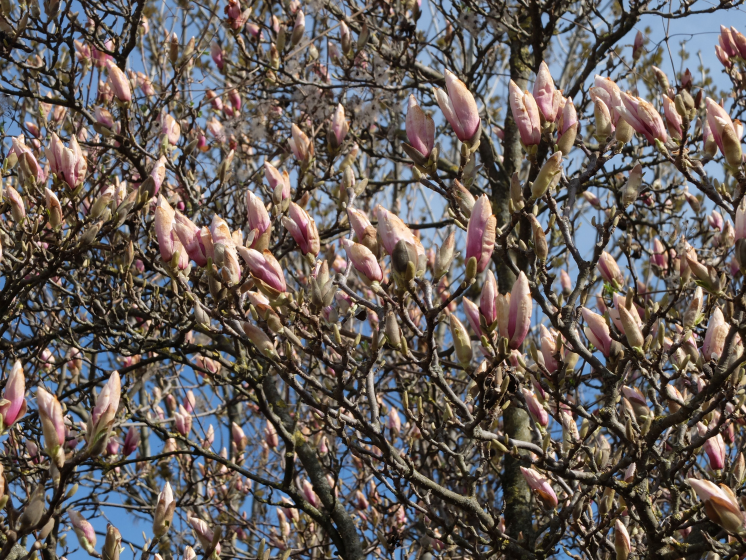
(3, 0, 746, 558)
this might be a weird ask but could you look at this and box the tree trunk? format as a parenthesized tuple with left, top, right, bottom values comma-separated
(494, 34, 535, 547)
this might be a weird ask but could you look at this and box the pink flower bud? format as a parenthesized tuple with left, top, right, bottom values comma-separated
(480, 270, 498, 326)
(160, 112, 181, 145)
(153, 482, 176, 537)
(242, 322, 278, 358)
(509, 80, 541, 146)
(618, 301, 644, 349)
(434, 70, 481, 143)
(698, 422, 726, 470)
(405, 95, 435, 158)
(301, 479, 320, 508)
(264, 161, 290, 201)
(328, 104, 349, 149)
(203, 117, 225, 145)
(608, 293, 642, 336)
(709, 210, 724, 231)
(632, 30, 644, 60)
(0, 361, 26, 431)
(188, 516, 221, 556)
(688, 478, 745, 533)
(246, 191, 271, 248)
(174, 404, 192, 435)
(582, 307, 612, 357)
(69, 510, 97, 554)
(36, 386, 66, 466)
(662, 95, 682, 141)
(150, 156, 167, 195)
(106, 60, 132, 102)
(10, 136, 43, 183)
(716, 44, 732, 68)
(155, 196, 189, 269)
(289, 124, 314, 163)
(375, 206, 416, 256)
(122, 427, 140, 456)
(46, 133, 87, 189)
(507, 271, 532, 349)
(705, 97, 743, 167)
(737, 201, 746, 243)
(621, 385, 650, 420)
(617, 92, 667, 145)
(173, 211, 208, 267)
(591, 76, 623, 124)
(614, 520, 631, 560)
(210, 42, 224, 71)
(341, 238, 382, 284)
(540, 325, 559, 373)
(210, 215, 242, 285)
(353, 490, 369, 511)
(591, 95, 614, 141)
(88, 371, 121, 447)
(347, 207, 373, 240)
(232, 422, 248, 452)
(184, 390, 196, 413)
(560, 269, 572, 294)
(557, 98, 578, 154)
(283, 202, 320, 256)
(4, 186, 25, 224)
(237, 247, 287, 293)
(521, 388, 548, 427)
(703, 307, 728, 361)
(74, 40, 91, 61)
(651, 238, 668, 270)
(264, 421, 278, 448)
(533, 61, 561, 122)
(387, 407, 401, 433)
(465, 195, 496, 273)
(720, 25, 738, 57)
(597, 251, 624, 288)
(520, 467, 558, 508)
(462, 297, 482, 336)
(731, 27, 746, 58)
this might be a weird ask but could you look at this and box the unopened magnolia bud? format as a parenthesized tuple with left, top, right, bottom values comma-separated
(449, 314, 472, 365)
(269, 44, 280, 69)
(194, 301, 210, 327)
(531, 152, 562, 200)
(433, 231, 456, 280)
(510, 173, 524, 211)
(392, 239, 415, 276)
(615, 118, 634, 144)
(291, 10, 305, 46)
(182, 36, 195, 62)
(103, 524, 122, 560)
(652, 66, 670, 91)
(385, 313, 401, 349)
(674, 95, 688, 119)
(266, 312, 284, 333)
(733, 453, 746, 484)
(465, 256, 478, 281)
(453, 180, 475, 218)
(169, 33, 179, 66)
(358, 21, 370, 49)
(622, 163, 643, 207)
(342, 166, 354, 193)
(340, 20, 352, 55)
(530, 216, 547, 261)
(614, 519, 631, 560)
(217, 150, 235, 185)
(120, 239, 134, 269)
